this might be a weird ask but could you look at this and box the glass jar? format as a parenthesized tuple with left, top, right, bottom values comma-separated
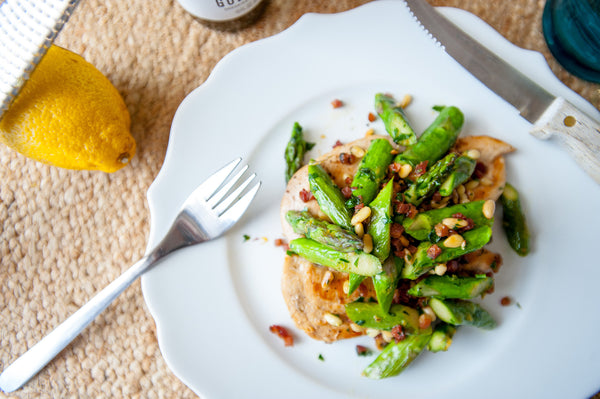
(177, 0, 268, 31)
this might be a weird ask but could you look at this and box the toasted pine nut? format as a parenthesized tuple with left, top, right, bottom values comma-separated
(457, 184, 466, 195)
(363, 233, 374, 254)
(365, 128, 375, 136)
(422, 306, 437, 322)
(354, 222, 364, 238)
(482, 199, 495, 219)
(399, 163, 413, 179)
(324, 312, 343, 327)
(366, 328, 380, 338)
(443, 234, 465, 248)
(343, 280, 350, 295)
(351, 206, 371, 225)
(381, 330, 394, 343)
(321, 271, 334, 288)
(481, 177, 493, 186)
(434, 263, 447, 276)
(399, 94, 413, 108)
(465, 149, 481, 159)
(466, 180, 480, 190)
(442, 217, 469, 229)
(350, 146, 366, 158)
(350, 323, 364, 333)
(399, 235, 410, 247)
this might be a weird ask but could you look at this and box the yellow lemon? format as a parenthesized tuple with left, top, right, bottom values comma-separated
(0, 45, 135, 173)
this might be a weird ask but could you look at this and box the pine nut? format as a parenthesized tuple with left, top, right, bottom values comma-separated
(466, 180, 480, 190)
(482, 199, 495, 219)
(366, 328, 380, 338)
(350, 146, 366, 158)
(442, 217, 469, 229)
(365, 128, 375, 136)
(434, 263, 447, 276)
(354, 222, 364, 238)
(351, 206, 371, 225)
(321, 271, 334, 288)
(422, 306, 437, 322)
(399, 235, 410, 247)
(350, 323, 364, 333)
(399, 94, 413, 108)
(465, 149, 481, 159)
(443, 234, 465, 248)
(381, 330, 394, 343)
(399, 163, 413, 179)
(363, 233, 374, 254)
(481, 177, 493, 186)
(324, 312, 343, 327)
(457, 184, 466, 195)
(343, 280, 350, 295)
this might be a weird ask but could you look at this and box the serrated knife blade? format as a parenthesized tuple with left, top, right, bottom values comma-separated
(404, 0, 600, 184)
(0, 0, 81, 121)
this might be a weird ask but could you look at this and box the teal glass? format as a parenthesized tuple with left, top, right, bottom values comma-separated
(542, 0, 600, 83)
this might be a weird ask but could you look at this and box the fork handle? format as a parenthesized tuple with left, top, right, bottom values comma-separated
(0, 253, 157, 393)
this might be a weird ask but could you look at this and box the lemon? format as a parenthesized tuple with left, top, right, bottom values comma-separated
(0, 45, 135, 173)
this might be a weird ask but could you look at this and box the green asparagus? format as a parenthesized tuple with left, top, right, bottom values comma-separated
(372, 256, 403, 313)
(407, 275, 494, 299)
(429, 298, 496, 330)
(347, 273, 366, 295)
(402, 226, 493, 279)
(362, 329, 432, 379)
(350, 138, 394, 205)
(403, 153, 458, 206)
(285, 210, 363, 252)
(402, 200, 493, 241)
(394, 105, 464, 167)
(345, 301, 420, 333)
(308, 163, 353, 229)
(439, 155, 477, 196)
(375, 93, 417, 146)
(284, 122, 315, 182)
(367, 179, 394, 262)
(427, 323, 456, 352)
(288, 237, 382, 276)
(501, 183, 530, 256)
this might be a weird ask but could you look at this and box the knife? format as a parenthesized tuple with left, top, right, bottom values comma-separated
(0, 0, 81, 120)
(404, 0, 600, 185)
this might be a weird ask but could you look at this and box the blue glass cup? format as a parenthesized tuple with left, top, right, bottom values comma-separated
(542, 0, 600, 83)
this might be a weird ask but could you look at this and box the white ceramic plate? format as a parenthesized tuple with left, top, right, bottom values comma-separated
(141, 2, 600, 398)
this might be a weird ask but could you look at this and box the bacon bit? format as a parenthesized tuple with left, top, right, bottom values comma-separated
(354, 202, 365, 212)
(345, 176, 353, 185)
(339, 152, 355, 164)
(368, 112, 377, 122)
(356, 345, 372, 356)
(390, 223, 405, 238)
(418, 314, 432, 330)
(333, 140, 344, 148)
(432, 192, 442, 202)
(446, 259, 459, 274)
(269, 325, 294, 347)
(500, 296, 512, 306)
(274, 238, 289, 251)
(474, 161, 488, 178)
(434, 223, 450, 238)
(407, 245, 418, 254)
(341, 186, 354, 199)
(414, 160, 428, 177)
(388, 162, 402, 173)
(331, 99, 343, 108)
(391, 325, 406, 343)
(427, 244, 442, 259)
(299, 188, 314, 202)
(396, 202, 418, 218)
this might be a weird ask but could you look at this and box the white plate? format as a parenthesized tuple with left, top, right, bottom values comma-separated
(141, 2, 600, 398)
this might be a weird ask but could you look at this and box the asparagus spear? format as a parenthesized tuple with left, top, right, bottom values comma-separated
(288, 238, 382, 276)
(350, 138, 394, 205)
(439, 155, 477, 196)
(375, 93, 417, 146)
(403, 153, 458, 206)
(402, 226, 493, 279)
(402, 200, 494, 241)
(284, 122, 315, 182)
(308, 163, 353, 229)
(285, 210, 363, 252)
(367, 179, 394, 262)
(362, 328, 432, 379)
(429, 298, 496, 330)
(427, 323, 456, 352)
(345, 301, 420, 333)
(372, 256, 403, 313)
(394, 105, 464, 167)
(347, 272, 366, 295)
(501, 183, 530, 256)
(407, 275, 494, 299)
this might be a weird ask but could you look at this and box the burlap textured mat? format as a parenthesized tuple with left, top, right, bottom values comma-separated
(0, 0, 598, 398)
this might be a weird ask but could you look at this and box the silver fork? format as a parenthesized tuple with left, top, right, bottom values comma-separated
(0, 158, 260, 393)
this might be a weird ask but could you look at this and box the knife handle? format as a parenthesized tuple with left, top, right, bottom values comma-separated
(530, 97, 600, 185)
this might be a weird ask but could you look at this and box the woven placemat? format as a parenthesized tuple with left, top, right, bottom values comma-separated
(0, 0, 598, 398)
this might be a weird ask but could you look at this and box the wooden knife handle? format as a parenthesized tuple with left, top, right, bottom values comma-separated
(530, 97, 600, 185)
